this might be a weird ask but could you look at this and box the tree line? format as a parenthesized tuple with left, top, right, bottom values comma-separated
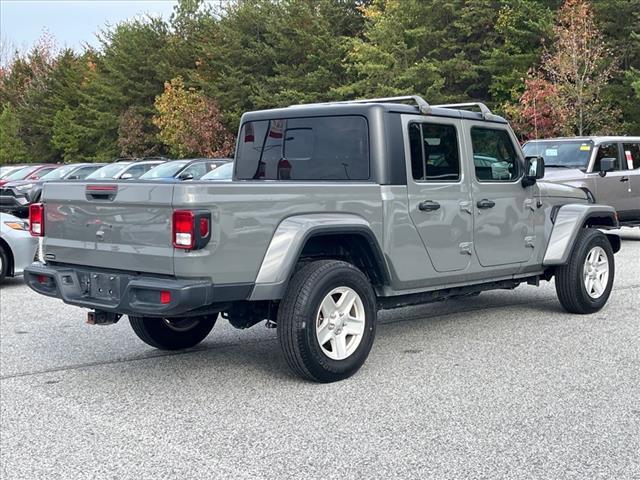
(0, 0, 638, 164)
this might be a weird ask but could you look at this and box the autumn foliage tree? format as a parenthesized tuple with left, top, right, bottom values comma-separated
(506, 77, 567, 139)
(153, 77, 234, 158)
(517, 0, 620, 137)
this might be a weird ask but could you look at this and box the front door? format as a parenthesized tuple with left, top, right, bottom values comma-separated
(405, 116, 473, 272)
(466, 123, 535, 267)
(590, 142, 634, 215)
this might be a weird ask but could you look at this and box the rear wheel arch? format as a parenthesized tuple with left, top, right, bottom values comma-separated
(296, 228, 390, 288)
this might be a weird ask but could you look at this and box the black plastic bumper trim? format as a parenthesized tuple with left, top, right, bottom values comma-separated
(24, 263, 253, 317)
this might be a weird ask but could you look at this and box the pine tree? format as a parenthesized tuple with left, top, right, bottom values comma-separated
(0, 103, 29, 163)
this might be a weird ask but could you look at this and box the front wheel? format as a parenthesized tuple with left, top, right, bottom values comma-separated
(277, 260, 377, 383)
(129, 315, 217, 350)
(0, 244, 8, 283)
(555, 228, 615, 314)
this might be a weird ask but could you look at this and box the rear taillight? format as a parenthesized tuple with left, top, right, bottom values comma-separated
(172, 210, 212, 250)
(29, 203, 44, 237)
(173, 210, 195, 249)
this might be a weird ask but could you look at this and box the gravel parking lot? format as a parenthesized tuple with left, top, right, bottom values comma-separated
(1, 229, 639, 480)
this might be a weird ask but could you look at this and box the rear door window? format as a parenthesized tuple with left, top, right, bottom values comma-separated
(622, 143, 640, 170)
(236, 116, 369, 180)
(409, 122, 460, 181)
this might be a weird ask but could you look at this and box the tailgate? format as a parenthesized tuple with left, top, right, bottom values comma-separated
(42, 182, 175, 275)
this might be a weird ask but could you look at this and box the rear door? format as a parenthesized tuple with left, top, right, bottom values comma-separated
(404, 115, 473, 272)
(42, 182, 176, 274)
(466, 123, 534, 267)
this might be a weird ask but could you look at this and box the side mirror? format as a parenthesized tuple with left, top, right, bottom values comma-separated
(120, 173, 133, 180)
(598, 157, 616, 177)
(522, 156, 545, 187)
(178, 173, 194, 181)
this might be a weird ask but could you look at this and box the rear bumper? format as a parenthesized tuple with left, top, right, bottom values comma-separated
(24, 263, 252, 317)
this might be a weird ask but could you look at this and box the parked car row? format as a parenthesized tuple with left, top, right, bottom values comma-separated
(0, 157, 233, 218)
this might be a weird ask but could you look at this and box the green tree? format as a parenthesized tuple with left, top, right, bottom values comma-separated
(191, 0, 367, 130)
(0, 103, 29, 163)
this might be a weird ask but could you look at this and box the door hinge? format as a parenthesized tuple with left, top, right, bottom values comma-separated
(459, 242, 473, 255)
(525, 235, 536, 248)
(459, 201, 472, 214)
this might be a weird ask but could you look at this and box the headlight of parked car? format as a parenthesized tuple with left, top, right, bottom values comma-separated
(15, 183, 34, 191)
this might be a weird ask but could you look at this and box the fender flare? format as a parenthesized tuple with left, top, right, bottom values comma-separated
(543, 204, 619, 265)
(249, 214, 389, 301)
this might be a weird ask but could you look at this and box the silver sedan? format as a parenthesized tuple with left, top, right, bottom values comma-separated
(0, 212, 38, 283)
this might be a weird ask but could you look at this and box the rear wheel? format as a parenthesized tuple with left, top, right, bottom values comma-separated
(129, 315, 217, 350)
(555, 228, 614, 314)
(277, 260, 377, 383)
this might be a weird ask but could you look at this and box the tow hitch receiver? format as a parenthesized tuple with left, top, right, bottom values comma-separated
(87, 310, 122, 326)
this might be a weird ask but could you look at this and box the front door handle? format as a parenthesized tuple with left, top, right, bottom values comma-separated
(418, 200, 441, 212)
(620, 176, 629, 182)
(477, 199, 496, 209)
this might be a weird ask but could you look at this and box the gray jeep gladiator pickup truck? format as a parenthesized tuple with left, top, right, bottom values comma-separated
(24, 96, 621, 382)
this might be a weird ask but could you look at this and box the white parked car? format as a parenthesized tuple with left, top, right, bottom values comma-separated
(0, 212, 38, 283)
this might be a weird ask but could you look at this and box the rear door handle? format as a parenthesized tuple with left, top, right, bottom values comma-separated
(620, 176, 629, 182)
(418, 200, 441, 212)
(477, 199, 496, 209)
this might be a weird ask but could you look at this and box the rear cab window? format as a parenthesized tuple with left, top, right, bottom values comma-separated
(235, 115, 369, 180)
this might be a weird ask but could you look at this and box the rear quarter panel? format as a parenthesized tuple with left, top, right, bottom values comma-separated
(172, 182, 383, 284)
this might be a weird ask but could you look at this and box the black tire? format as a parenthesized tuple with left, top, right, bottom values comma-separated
(0, 244, 8, 283)
(277, 260, 377, 383)
(555, 228, 615, 314)
(129, 315, 217, 350)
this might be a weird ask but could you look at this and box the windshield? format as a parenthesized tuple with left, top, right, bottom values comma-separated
(523, 140, 593, 169)
(0, 166, 21, 178)
(40, 164, 78, 180)
(3, 165, 39, 181)
(86, 163, 131, 179)
(139, 160, 188, 179)
(201, 162, 233, 180)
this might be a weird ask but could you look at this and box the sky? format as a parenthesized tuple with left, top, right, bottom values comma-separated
(1, 0, 182, 54)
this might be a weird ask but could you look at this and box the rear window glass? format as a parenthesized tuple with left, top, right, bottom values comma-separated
(235, 116, 369, 180)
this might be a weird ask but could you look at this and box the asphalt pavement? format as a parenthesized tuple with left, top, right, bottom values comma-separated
(1, 228, 639, 480)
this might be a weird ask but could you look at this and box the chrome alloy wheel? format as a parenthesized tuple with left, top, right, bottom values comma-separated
(315, 287, 366, 360)
(583, 246, 609, 299)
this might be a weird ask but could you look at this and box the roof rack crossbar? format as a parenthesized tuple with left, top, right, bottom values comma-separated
(342, 95, 431, 114)
(433, 102, 493, 119)
(294, 95, 431, 114)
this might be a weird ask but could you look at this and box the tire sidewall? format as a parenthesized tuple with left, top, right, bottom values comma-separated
(0, 244, 8, 282)
(298, 264, 376, 379)
(574, 231, 615, 310)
